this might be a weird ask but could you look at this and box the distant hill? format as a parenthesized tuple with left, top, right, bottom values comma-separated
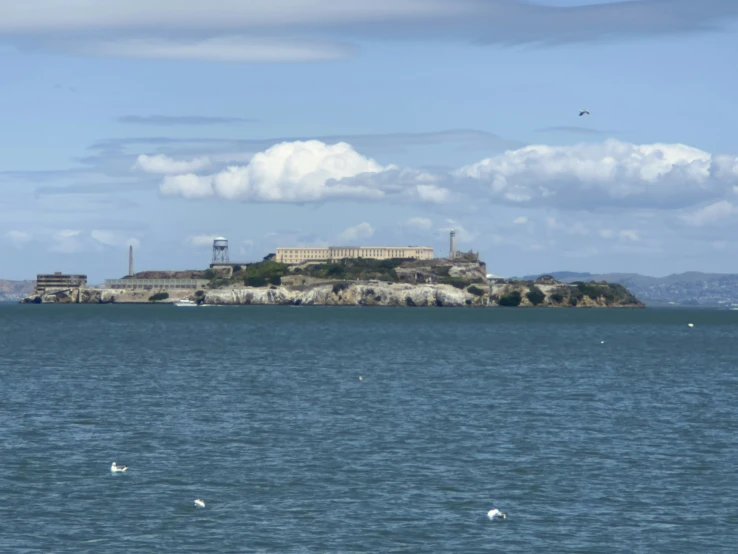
(0, 280, 34, 303)
(519, 271, 738, 307)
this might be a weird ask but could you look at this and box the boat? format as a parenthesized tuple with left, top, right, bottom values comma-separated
(174, 298, 198, 307)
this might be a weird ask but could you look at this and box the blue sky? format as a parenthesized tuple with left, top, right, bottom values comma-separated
(2, 0, 738, 282)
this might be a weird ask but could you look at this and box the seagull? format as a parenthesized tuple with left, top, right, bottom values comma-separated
(579, 109, 590, 116)
(688, 323, 694, 328)
(194, 499, 206, 508)
(111, 462, 127, 473)
(487, 508, 507, 520)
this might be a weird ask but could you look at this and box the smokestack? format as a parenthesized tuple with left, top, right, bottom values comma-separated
(449, 229, 456, 260)
(129, 245, 134, 276)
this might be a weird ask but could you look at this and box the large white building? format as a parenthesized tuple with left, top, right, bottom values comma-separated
(275, 246, 434, 264)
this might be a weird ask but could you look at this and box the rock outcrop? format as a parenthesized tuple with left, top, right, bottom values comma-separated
(21, 278, 644, 308)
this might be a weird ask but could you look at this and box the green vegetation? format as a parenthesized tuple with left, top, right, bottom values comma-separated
(232, 265, 242, 272)
(444, 278, 469, 289)
(498, 290, 522, 307)
(244, 276, 267, 287)
(526, 285, 546, 306)
(467, 285, 486, 296)
(149, 292, 169, 302)
(435, 266, 451, 277)
(195, 290, 205, 297)
(302, 258, 403, 282)
(242, 261, 289, 288)
(332, 283, 349, 295)
(572, 281, 639, 305)
(550, 292, 565, 303)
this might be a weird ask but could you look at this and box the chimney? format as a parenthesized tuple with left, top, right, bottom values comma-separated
(449, 229, 456, 260)
(129, 245, 134, 276)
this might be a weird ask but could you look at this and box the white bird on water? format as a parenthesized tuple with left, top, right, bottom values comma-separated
(194, 499, 206, 508)
(111, 462, 127, 473)
(579, 109, 590, 116)
(487, 508, 507, 520)
(688, 323, 694, 328)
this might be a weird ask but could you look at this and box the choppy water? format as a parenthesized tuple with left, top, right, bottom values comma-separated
(1, 305, 737, 553)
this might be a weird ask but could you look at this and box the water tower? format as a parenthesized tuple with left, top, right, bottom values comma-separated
(212, 237, 229, 264)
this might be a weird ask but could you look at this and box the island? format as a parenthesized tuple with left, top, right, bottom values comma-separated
(21, 257, 644, 308)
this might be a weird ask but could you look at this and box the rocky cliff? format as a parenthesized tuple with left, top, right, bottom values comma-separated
(21, 277, 644, 308)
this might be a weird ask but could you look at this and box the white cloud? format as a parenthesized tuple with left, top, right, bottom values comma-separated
(0, 1, 453, 32)
(50, 229, 83, 253)
(415, 184, 450, 203)
(156, 138, 738, 211)
(187, 235, 221, 247)
(2, 0, 735, 57)
(78, 36, 353, 63)
(160, 140, 390, 202)
(438, 221, 477, 245)
(6, 230, 31, 247)
(91, 230, 140, 249)
(680, 200, 738, 227)
(619, 230, 640, 242)
(513, 216, 528, 225)
(338, 222, 375, 242)
(403, 217, 433, 231)
(161, 174, 214, 199)
(239, 239, 255, 256)
(455, 139, 738, 210)
(133, 154, 211, 174)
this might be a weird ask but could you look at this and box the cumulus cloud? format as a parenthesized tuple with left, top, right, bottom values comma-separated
(133, 154, 211, 174)
(50, 229, 83, 253)
(155, 138, 738, 211)
(618, 230, 640, 242)
(6, 230, 31, 247)
(91, 230, 140, 248)
(680, 200, 738, 227)
(187, 235, 222, 247)
(403, 217, 433, 231)
(513, 216, 528, 225)
(338, 222, 375, 242)
(438, 220, 477, 244)
(160, 140, 393, 202)
(455, 139, 738, 210)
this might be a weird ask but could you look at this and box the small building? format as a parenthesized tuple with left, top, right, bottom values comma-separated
(35, 272, 87, 294)
(275, 246, 434, 265)
(103, 278, 209, 291)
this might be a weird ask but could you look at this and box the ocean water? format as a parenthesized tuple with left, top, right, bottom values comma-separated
(1, 304, 737, 553)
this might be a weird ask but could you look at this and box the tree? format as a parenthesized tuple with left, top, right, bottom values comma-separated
(526, 286, 546, 306)
(498, 290, 522, 307)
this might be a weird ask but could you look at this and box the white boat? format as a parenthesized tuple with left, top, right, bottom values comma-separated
(174, 298, 198, 307)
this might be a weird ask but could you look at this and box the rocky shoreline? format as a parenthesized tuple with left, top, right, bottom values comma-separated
(21, 277, 645, 308)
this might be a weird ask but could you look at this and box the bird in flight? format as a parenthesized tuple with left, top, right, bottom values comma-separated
(579, 109, 590, 116)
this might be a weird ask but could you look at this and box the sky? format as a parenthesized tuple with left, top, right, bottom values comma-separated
(2, 0, 738, 283)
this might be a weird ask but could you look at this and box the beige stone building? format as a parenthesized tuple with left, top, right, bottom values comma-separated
(275, 246, 434, 264)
